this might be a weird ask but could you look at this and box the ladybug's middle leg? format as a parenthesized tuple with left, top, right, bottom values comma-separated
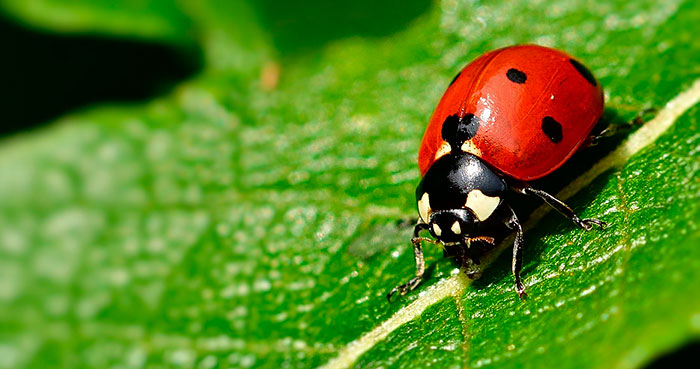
(517, 184, 606, 231)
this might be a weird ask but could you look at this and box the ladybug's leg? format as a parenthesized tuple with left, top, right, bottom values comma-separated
(519, 185, 606, 231)
(387, 223, 436, 302)
(590, 107, 657, 145)
(505, 205, 526, 298)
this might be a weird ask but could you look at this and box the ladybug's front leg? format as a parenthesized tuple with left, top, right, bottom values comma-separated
(505, 206, 526, 299)
(387, 223, 435, 302)
(517, 184, 606, 231)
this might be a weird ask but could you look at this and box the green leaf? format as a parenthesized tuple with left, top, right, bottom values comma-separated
(1, 0, 699, 368)
(0, 0, 193, 44)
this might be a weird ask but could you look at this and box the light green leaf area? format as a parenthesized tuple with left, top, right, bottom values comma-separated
(0, 0, 192, 43)
(0, 1, 699, 368)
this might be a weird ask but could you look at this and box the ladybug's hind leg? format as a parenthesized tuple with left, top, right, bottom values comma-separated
(515, 183, 606, 231)
(590, 107, 657, 146)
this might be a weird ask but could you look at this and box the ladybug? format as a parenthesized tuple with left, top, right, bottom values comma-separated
(388, 45, 606, 301)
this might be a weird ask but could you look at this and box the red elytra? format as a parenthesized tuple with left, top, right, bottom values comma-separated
(418, 44, 604, 181)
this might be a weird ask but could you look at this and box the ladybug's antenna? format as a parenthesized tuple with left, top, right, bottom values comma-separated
(465, 235, 495, 245)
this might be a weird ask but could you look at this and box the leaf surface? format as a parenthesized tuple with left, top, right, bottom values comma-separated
(0, 1, 699, 368)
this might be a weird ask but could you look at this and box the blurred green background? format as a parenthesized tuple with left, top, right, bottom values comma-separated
(1, 1, 699, 368)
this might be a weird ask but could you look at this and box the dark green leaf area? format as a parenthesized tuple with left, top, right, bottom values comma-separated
(353, 299, 467, 369)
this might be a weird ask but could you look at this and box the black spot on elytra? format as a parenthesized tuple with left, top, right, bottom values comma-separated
(449, 71, 461, 87)
(569, 58, 597, 86)
(506, 68, 527, 84)
(541, 116, 563, 143)
(441, 113, 480, 149)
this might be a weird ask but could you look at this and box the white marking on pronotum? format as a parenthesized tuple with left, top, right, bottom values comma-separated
(460, 140, 482, 157)
(434, 138, 481, 163)
(319, 79, 700, 369)
(417, 192, 430, 223)
(434, 142, 451, 162)
(465, 189, 501, 221)
(451, 221, 462, 235)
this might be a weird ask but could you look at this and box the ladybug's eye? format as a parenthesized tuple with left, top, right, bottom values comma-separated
(429, 209, 478, 242)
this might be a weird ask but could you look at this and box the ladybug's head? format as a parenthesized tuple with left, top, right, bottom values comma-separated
(426, 208, 479, 243)
(416, 152, 507, 245)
